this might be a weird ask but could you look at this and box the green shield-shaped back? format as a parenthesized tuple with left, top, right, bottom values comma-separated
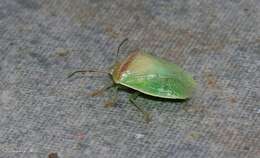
(114, 51, 196, 99)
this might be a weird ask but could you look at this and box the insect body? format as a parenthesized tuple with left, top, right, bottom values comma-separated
(68, 39, 196, 122)
(111, 51, 196, 99)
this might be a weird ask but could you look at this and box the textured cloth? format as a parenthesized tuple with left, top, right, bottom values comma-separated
(0, 0, 259, 157)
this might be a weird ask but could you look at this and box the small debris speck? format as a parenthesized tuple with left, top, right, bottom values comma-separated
(135, 133, 145, 139)
(243, 146, 250, 150)
(48, 152, 59, 158)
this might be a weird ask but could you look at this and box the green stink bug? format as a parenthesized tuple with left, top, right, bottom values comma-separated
(68, 39, 196, 122)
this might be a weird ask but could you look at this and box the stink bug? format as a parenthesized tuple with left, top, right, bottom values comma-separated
(68, 39, 196, 122)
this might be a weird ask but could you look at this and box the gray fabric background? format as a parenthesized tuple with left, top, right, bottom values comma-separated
(0, 0, 259, 157)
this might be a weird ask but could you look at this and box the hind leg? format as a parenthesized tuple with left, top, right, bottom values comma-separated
(129, 92, 151, 123)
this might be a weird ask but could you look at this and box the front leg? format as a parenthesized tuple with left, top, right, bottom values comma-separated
(89, 83, 115, 97)
(104, 85, 119, 108)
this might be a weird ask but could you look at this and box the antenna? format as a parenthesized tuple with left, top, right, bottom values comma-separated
(67, 39, 129, 79)
(116, 38, 128, 61)
(67, 70, 109, 79)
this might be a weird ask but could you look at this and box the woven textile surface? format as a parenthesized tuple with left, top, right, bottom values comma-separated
(0, 0, 259, 157)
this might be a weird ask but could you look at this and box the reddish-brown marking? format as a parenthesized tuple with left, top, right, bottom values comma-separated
(114, 51, 139, 81)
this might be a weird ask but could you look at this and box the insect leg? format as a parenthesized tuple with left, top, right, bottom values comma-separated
(89, 83, 115, 97)
(129, 92, 151, 123)
(104, 85, 119, 107)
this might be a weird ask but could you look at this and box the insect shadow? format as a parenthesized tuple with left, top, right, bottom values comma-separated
(123, 86, 192, 110)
